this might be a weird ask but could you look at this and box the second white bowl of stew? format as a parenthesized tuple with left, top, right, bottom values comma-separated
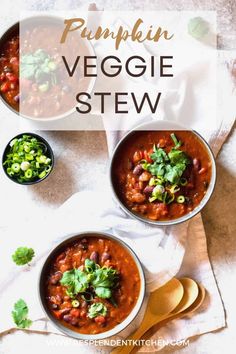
(110, 120, 216, 226)
(39, 232, 145, 339)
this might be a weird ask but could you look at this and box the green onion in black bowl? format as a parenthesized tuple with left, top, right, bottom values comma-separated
(2, 132, 54, 185)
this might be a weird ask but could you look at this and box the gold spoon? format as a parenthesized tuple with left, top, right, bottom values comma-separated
(111, 278, 184, 354)
(133, 281, 206, 354)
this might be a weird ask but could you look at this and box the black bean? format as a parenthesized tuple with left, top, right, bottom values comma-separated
(133, 164, 143, 175)
(101, 252, 111, 263)
(143, 186, 154, 194)
(90, 251, 99, 263)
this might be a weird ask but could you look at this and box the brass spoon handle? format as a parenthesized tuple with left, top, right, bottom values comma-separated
(111, 314, 169, 354)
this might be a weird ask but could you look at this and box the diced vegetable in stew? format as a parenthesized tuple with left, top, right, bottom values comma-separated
(112, 131, 212, 221)
(45, 237, 141, 335)
(0, 34, 19, 110)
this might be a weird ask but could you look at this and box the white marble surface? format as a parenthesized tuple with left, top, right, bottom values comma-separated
(0, 1, 236, 353)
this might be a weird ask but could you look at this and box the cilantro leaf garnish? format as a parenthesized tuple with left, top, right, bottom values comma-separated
(91, 266, 119, 299)
(88, 302, 107, 319)
(12, 247, 35, 266)
(150, 145, 169, 163)
(60, 259, 119, 300)
(60, 269, 89, 297)
(12, 299, 32, 329)
(140, 133, 191, 204)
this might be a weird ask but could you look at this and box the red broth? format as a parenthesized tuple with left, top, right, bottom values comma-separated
(0, 34, 19, 110)
(112, 131, 212, 221)
(45, 236, 141, 335)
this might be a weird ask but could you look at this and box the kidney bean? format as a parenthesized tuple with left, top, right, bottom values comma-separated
(90, 251, 99, 263)
(143, 185, 154, 194)
(193, 158, 201, 171)
(63, 314, 78, 326)
(49, 271, 62, 285)
(101, 252, 111, 263)
(14, 94, 20, 102)
(3, 66, 12, 73)
(59, 308, 71, 316)
(49, 294, 62, 306)
(133, 164, 143, 175)
(79, 238, 88, 250)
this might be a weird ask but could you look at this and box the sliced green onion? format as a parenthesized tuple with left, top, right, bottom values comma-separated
(149, 177, 156, 186)
(149, 196, 158, 203)
(165, 193, 175, 204)
(180, 178, 188, 186)
(38, 170, 46, 179)
(81, 292, 94, 302)
(48, 61, 57, 71)
(71, 300, 80, 308)
(38, 82, 49, 93)
(177, 195, 185, 203)
(153, 185, 165, 195)
(25, 169, 33, 179)
(20, 161, 30, 171)
(169, 184, 180, 194)
(11, 163, 20, 173)
(170, 133, 182, 148)
(10, 138, 17, 147)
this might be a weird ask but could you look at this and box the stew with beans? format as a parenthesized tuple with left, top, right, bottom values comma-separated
(112, 131, 212, 221)
(0, 33, 19, 110)
(0, 19, 92, 118)
(45, 236, 141, 335)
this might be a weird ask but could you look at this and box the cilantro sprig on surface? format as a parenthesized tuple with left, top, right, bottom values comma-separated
(141, 133, 191, 204)
(12, 247, 35, 266)
(12, 299, 32, 329)
(60, 259, 119, 300)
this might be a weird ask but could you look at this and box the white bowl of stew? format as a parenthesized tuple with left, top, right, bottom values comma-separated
(39, 232, 145, 339)
(0, 16, 96, 121)
(110, 120, 216, 226)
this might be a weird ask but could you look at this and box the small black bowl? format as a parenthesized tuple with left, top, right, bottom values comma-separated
(0, 22, 19, 115)
(2, 132, 54, 185)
